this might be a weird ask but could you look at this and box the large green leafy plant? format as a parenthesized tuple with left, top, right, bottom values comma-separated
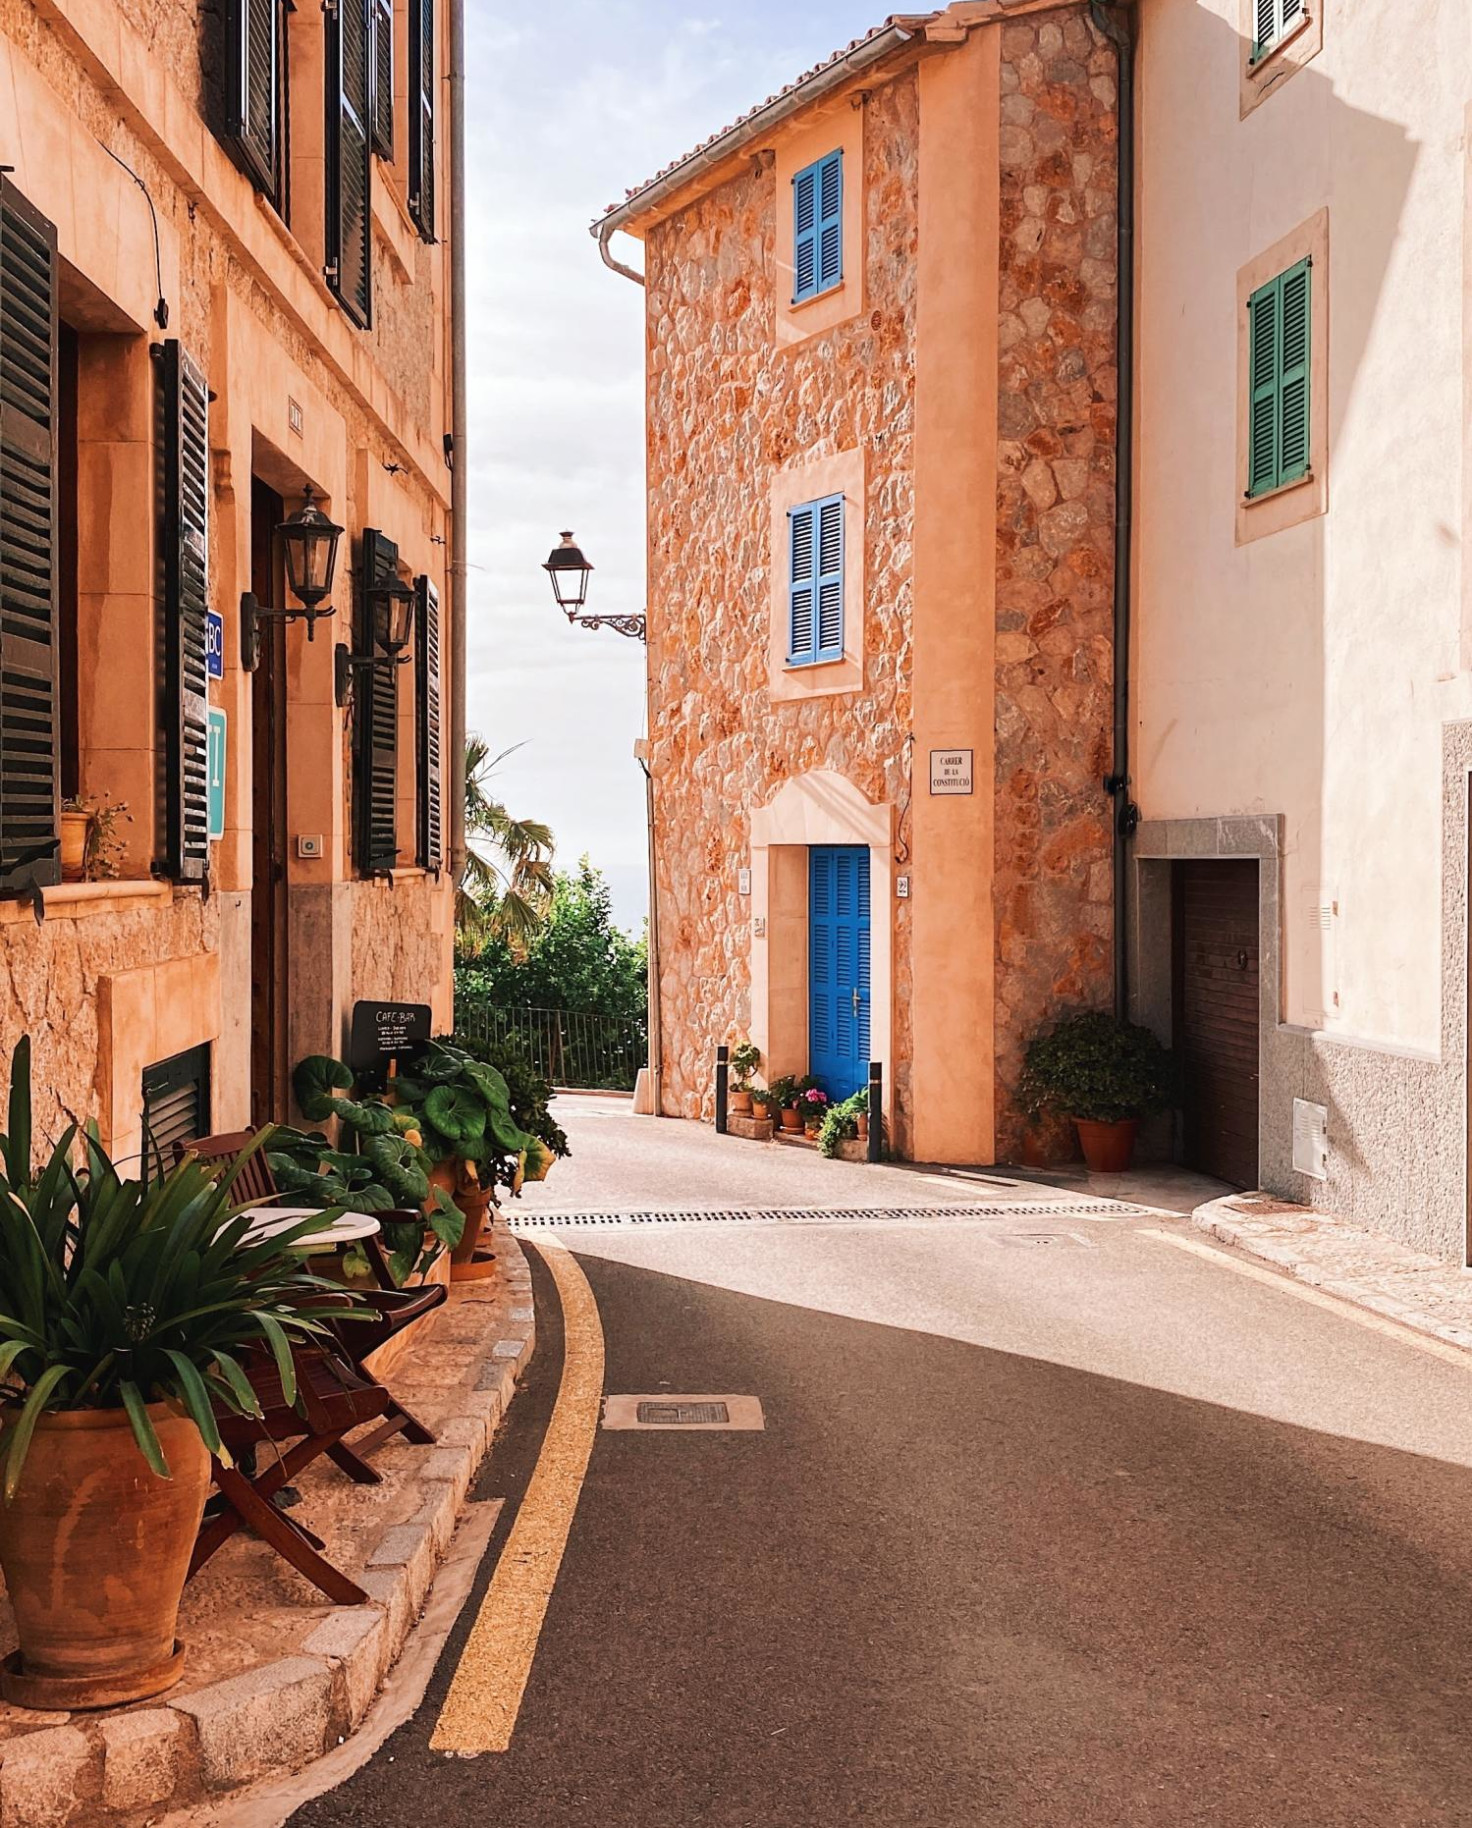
(0, 1039, 347, 1494)
(391, 1040, 546, 1194)
(444, 1031, 569, 1171)
(267, 1057, 462, 1285)
(1018, 1011, 1175, 1126)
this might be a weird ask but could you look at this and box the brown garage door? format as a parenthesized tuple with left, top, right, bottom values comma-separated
(1174, 861, 1260, 1189)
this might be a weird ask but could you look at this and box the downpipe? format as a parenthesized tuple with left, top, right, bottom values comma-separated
(1090, 0, 1140, 1020)
(448, 0, 469, 880)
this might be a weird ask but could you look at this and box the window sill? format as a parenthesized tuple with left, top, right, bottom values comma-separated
(0, 880, 172, 926)
(785, 653, 847, 671)
(790, 281, 844, 310)
(1247, 11, 1312, 77)
(1244, 469, 1314, 507)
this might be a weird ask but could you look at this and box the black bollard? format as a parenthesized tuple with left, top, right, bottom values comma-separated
(867, 1060, 883, 1162)
(715, 1044, 729, 1134)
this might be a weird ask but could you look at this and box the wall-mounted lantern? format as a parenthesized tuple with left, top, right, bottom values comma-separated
(334, 575, 417, 707)
(542, 531, 645, 640)
(240, 488, 345, 670)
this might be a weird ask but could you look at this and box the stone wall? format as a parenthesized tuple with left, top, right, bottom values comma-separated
(644, 73, 920, 1125)
(992, 6, 1118, 1156)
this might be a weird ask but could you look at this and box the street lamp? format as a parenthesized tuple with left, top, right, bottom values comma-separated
(240, 488, 345, 670)
(334, 575, 418, 707)
(542, 531, 645, 640)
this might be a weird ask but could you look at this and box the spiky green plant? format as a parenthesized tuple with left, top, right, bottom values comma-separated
(0, 1038, 356, 1495)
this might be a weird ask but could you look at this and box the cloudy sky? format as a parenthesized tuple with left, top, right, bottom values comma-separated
(462, 0, 883, 932)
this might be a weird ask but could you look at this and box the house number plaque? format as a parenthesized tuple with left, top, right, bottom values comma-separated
(929, 749, 974, 795)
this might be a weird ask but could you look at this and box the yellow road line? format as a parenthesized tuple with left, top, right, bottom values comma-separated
(1140, 1228, 1472, 1372)
(431, 1238, 604, 1755)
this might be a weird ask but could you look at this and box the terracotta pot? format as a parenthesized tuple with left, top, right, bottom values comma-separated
(0, 1403, 208, 1709)
(1020, 1128, 1050, 1169)
(729, 1089, 753, 1116)
(1074, 1117, 1139, 1175)
(856, 1113, 869, 1140)
(779, 1108, 802, 1132)
(59, 810, 90, 883)
(449, 1184, 496, 1266)
(751, 1099, 773, 1122)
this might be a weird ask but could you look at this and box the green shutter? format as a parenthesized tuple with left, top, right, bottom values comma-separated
(355, 529, 398, 874)
(1247, 259, 1311, 499)
(158, 342, 212, 883)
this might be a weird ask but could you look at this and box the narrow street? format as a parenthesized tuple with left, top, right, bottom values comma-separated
(279, 1099, 1472, 1827)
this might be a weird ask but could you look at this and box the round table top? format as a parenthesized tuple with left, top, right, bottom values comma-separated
(241, 1206, 383, 1249)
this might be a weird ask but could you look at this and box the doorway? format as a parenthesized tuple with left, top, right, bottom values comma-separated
(809, 845, 871, 1102)
(250, 478, 289, 1123)
(1173, 860, 1261, 1188)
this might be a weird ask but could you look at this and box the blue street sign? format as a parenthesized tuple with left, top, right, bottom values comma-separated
(205, 609, 225, 680)
(207, 708, 226, 842)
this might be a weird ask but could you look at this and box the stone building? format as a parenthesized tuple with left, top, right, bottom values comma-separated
(0, 0, 459, 1165)
(597, 0, 1120, 1163)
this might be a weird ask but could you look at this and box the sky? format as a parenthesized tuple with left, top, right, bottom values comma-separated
(462, 0, 885, 933)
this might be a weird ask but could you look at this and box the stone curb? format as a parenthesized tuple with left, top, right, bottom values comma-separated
(1192, 1194, 1472, 1354)
(0, 1235, 537, 1828)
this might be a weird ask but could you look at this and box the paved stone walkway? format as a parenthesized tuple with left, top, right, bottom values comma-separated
(1196, 1192, 1472, 1354)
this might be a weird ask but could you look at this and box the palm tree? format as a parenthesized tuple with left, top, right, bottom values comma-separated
(457, 736, 555, 959)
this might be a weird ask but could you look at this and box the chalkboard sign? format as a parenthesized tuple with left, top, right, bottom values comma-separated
(349, 1001, 433, 1084)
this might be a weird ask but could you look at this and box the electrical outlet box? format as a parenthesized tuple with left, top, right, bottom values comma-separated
(896, 875, 910, 899)
(296, 833, 325, 860)
(737, 868, 751, 896)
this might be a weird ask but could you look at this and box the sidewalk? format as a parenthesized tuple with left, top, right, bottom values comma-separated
(1194, 1192, 1472, 1354)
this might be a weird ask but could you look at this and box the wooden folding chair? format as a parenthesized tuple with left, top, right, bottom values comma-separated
(190, 1347, 393, 1605)
(184, 1128, 447, 1473)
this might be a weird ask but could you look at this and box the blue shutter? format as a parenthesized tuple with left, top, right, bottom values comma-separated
(817, 152, 842, 292)
(788, 504, 816, 662)
(793, 151, 842, 302)
(816, 495, 844, 659)
(787, 495, 844, 667)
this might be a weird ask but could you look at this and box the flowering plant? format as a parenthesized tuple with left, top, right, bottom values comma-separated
(802, 1088, 829, 1108)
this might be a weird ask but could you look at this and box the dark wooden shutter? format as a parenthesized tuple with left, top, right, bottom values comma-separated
(142, 1043, 212, 1181)
(1174, 861, 1260, 1190)
(0, 181, 61, 898)
(355, 529, 398, 874)
(159, 342, 212, 884)
(407, 0, 434, 241)
(326, 0, 373, 328)
(370, 0, 394, 160)
(224, 0, 281, 198)
(414, 574, 442, 870)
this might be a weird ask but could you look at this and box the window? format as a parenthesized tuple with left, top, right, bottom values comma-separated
(1251, 0, 1307, 64)
(793, 151, 842, 304)
(326, 0, 374, 327)
(142, 1044, 212, 1182)
(414, 574, 443, 870)
(1246, 258, 1311, 499)
(407, 0, 435, 240)
(355, 528, 399, 874)
(787, 495, 844, 667)
(218, 0, 287, 210)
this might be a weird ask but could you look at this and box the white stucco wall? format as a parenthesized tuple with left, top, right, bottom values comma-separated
(1135, 0, 1467, 1052)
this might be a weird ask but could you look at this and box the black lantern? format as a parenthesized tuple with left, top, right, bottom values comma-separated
(544, 531, 594, 617)
(239, 486, 346, 670)
(277, 488, 343, 611)
(335, 574, 418, 707)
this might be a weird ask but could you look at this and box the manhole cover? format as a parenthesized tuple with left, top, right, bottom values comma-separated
(636, 1400, 730, 1425)
(993, 1231, 1093, 1249)
(603, 1394, 765, 1431)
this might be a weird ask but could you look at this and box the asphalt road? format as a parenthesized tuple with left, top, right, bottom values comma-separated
(285, 1118, 1472, 1827)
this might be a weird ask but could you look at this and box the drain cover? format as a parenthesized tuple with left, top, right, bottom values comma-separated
(514, 1201, 1149, 1230)
(603, 1394, 765, 1431)
(636, 1400, 729, 1425)
(993, 1230, 1093, 1249)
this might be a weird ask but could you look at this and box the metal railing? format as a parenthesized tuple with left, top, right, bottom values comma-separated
(454, 1003, 646, 1092)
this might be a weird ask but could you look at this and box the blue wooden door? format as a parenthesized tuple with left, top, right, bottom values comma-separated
(809, 845, 871, 1102)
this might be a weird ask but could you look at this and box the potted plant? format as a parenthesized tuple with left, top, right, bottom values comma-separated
(767, 1075, 800, 1132)
(798, 1081, 829, 1136)
(817, 1089, 872, 1157)
(750, 1085, 774, 1122)
(58, 795, 132, 884)
(728, 1040, 761, 1117)
(1018, 1010, 1173, 1174)
(0, 1039, 345, 1709)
